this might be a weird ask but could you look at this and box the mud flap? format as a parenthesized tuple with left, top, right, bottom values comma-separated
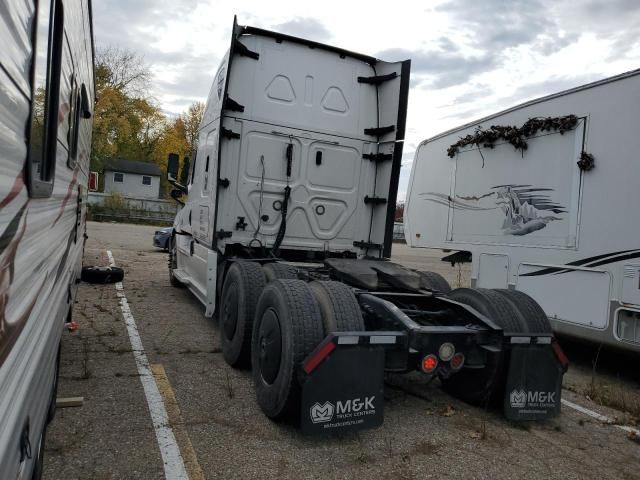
(504, 337, 565, 420)
(300, 334, 398, 435)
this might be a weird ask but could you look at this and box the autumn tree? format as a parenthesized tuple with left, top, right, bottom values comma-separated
(91, 47, 164, 172)
(91, 46, 205, 197)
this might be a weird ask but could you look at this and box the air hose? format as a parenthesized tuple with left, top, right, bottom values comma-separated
(272, 142, 293, 256)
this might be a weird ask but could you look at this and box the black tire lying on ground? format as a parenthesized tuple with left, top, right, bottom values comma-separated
(168, 236, 184, 288)
(252, 279, 324, 420)
(494, 289, 553, 333)
(81, 266, 124, 284)
(441, 288, 529, 406)
(220, 261, 266, 368)
(262, 262, 298, 282)
(308, 280, 364, 335)
(416, 271, 452, 294)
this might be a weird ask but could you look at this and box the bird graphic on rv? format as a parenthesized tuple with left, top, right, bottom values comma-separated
(421, 184, 565, 236)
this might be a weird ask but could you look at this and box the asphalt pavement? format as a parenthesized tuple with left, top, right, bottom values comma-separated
(42, 222, 640, 480)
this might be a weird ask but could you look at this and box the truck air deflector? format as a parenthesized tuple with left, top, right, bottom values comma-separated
(382, 59, 411, 259)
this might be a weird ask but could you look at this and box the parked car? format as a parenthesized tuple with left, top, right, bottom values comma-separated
(153, 227, 172, 250)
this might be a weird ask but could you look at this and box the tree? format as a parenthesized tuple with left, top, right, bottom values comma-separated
(91, 47, 164, 173)
(181, 102, 205, 154)
(95, 46, 151, 96)
(91, 47, 206, 198)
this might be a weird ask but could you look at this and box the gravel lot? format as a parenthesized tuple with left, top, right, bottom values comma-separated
(43, 222, 640, 480)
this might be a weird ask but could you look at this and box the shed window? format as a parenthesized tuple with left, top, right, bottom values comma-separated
(113, 172, 124, 183)
(142, 175, 152, 186)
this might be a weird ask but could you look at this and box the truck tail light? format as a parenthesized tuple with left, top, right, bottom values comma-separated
(421, 354, 438, 373)
(450, 352, 465, 370)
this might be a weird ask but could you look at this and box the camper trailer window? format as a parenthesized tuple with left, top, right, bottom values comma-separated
(68, 76, 81, 167)
(114, 173, 124, 183)
(28, 0, 64, 198)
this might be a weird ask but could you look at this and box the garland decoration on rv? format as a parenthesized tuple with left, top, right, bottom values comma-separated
(577, 151, 595, 171)
(446, 114, 579, 159)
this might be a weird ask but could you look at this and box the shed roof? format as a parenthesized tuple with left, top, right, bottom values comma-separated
(104, 159, 162, 176)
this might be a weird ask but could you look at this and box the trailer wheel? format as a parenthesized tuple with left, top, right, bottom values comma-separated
(252, 279, 324, 419)
(309, 281, 364, 334)
(441, 288, 528, 406)
(262, 262, 298, 282)
(416, 271, 452, 294)
(220, 261, 266, 368)
(494, 289, 552, 333)
(169, 237, 183, 288)
(81, 265, 124, 284)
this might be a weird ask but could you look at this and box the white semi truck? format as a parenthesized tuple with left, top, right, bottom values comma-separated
(405, 69, 640, 354)
(167, 18, 567, 434)
(0, 1, 96, 478)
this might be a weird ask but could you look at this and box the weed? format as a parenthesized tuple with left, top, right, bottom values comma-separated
(225, 372, 235, 399)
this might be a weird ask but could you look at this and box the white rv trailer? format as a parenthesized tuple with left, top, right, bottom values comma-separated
(0, 1, 95, 478)
(405, 69, 640, 354)
(166, 18, 566, 434)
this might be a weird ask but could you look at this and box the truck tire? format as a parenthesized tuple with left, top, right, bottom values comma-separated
(262, 262, 298, 282)
(220, 261, 266, 368)
(440, 288, 529, 406)
(494, 289, 552, 333)
(81, 265, 124, 284)
(251, 279, 324, 419)
(416, 271, 452, 294)
(308, 281, 364, 334)
(169, 236, 184, 288)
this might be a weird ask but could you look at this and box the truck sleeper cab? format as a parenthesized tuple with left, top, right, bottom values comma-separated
(167, 18, 567, 434)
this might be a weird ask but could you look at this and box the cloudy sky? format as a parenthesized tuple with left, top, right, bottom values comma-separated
(93, 0, 640, 199)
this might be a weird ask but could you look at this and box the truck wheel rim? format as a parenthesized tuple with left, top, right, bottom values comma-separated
(258, 308, 282, 385)
(222, 286, 238, 340)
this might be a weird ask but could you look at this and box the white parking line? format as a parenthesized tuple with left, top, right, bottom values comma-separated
(562, 398, 640, 436)
(107, 250, 189, 480)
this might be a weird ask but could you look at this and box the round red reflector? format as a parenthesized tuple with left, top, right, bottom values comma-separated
(450, 352, 465, 370)
(422, 354, 438, 373)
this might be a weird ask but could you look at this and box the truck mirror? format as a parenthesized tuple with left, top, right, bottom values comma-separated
(167, 153, 180, 181)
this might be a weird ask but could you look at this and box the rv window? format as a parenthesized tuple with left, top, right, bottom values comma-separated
(28, 0, 65, 198)
(67, 76, 81, 167)
(142, 175, 152, 186)
(114, 172, 124, 183)
(188, 152, 197, 185)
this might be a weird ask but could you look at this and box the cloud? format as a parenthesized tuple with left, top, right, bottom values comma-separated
(272, 17, 331, 42)
(435, 0, 576, 56)
(377, 47, 497, 90)
(506, 73, 604, 103)
(452, 84, 493, 104)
